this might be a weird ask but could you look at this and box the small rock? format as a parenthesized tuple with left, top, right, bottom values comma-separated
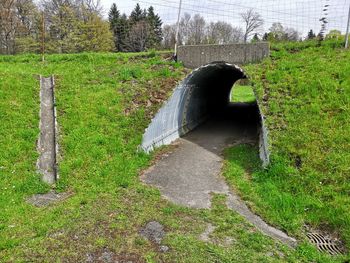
(223, 237, 235, 246)
(139, 221, 165, 244)
(27, 191, 72, 207)
(159, 245, 169, 253)
(266, 252, 274, 257)
(99, 250, 114, 263)
(276, 251, 285, 258)
(86, 253, 94, 263)
(199, 223, 216, 242)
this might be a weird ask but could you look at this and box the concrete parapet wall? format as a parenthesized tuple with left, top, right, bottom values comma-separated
(177, 43, 270, 68)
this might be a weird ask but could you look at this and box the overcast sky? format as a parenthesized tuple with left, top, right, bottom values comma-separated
(100, 0, 350, 36)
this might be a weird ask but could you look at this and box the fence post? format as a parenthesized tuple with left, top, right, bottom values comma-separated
(174, 0, 183, 59)
(41, 11, 45, 62)
(345, 3, 350, 48)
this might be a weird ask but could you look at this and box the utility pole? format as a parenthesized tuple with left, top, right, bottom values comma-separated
(41, 11, 45, 62)
(345, 3, 350, 48)
(174, 0, 183, 60)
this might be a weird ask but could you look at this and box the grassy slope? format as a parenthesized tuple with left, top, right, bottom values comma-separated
(0, 53, 296, 262)
(224, 42, 349, 260)
(230, 85, 256, 103)
(0, 48, 347, 262)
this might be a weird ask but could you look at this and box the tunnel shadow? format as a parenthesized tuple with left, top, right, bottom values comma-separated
(178, 63, 262, 156)
(182, 101, 261, 156)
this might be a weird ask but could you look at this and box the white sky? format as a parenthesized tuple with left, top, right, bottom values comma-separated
(100, 0, 350, 36)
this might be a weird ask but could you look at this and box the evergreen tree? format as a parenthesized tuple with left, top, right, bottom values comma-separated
(109, 4, 120, 28)
(262, 32, 268, 41)
(307, 29, 316, 40)
(146, 6, 163, 48)
(108, 3, 121, 51)
(119, 13, 130, 51)
(252, 33, 260, 42)
(317, 31, 324, 41)
(127, 3, 163, 51)
(130, 3, 143, 23)
(142, 9, 147, 20)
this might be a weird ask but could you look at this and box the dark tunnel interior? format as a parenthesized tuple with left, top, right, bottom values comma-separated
(182, 62, 261, 133)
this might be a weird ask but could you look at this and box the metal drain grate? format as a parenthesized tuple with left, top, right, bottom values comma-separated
(307, 233, 343, 255)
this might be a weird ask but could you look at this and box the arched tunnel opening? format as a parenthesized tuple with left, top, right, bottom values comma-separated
(141, 62, 269, 166)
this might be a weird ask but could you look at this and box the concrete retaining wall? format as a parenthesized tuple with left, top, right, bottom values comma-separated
(177, 43, 270, 68)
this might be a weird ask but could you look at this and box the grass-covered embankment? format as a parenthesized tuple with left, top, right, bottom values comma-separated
(0, 52, 297, 262)
(0, 46, 348, 262)
(224, 42, 350, 259)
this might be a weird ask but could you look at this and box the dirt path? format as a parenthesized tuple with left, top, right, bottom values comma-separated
(142, 104, 297, 247)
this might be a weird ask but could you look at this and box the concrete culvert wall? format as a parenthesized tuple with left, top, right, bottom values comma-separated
(141, 62, 270, 166)
(177, 43, 270, 69)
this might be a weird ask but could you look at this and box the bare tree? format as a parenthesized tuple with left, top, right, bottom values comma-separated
(14, 0, 40, 53)
(77, 0, 103, 18)
(165, 13, 244, 47)
(283, 27, 300, 41)
(207, 21, 229, 44)
(268, 23, 300, 41)
(162, 24, 177, 49)
(127, 21, 150, 52)
(82, 0, 102, 13)
(269, 22, 284, 40)
(240, 9, 263, 43)
(232, 26, 244, 43)
(0, 0, 18, 54)
(188, 14, 206, 45)
(206, 21, 243, 44)
(179, 12, 191, 45)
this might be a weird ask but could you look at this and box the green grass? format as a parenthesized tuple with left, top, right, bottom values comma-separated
(230, 85, 256, 103)
(0, 52, 294, 262)
(0, 46, 348, 262)
(222, 41, 350, 261)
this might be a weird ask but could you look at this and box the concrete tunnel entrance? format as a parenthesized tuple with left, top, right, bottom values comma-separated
(141, 62, 269, 166)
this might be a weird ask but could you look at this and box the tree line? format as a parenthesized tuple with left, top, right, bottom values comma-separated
(0, 0, 114, 54)
(0, 1, 343, 55)
(108, 3, 162, 52)
(162, 10, 330, 49)
(0, 1, 162, 55)
(162, 9, 263, 49)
